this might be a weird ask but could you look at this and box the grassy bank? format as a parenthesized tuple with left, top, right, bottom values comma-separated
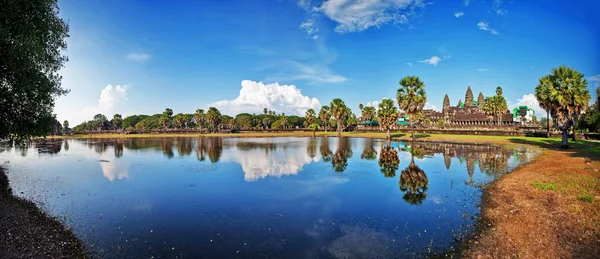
(0, 166, 87, 258)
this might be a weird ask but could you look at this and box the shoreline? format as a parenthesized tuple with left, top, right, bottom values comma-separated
(0, 166, 87, 258)
(9, 133, 600, 257)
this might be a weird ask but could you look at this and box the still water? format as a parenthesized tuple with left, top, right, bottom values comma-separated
(0, 137, 539, 258)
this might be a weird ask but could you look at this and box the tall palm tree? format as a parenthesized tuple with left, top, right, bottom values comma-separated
(330, 98, 349, 137)
(194, 109, 205, 133)
(263, 108, 268, 115)
(206, 107, 222, 133)
(304, 109, 318, 137)
(377, 98, 399, 139)
(496, 86, 503, 96)
(544, 65, 590, 148)
(397, 76, 427, 141)
(361, 106, 376, 125)
(535, 76, 554, 137)
(359, 103, 364, 112)
(319, 105, 331, 132)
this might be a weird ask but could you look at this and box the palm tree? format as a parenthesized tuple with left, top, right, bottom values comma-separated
(194, 109, 206, 133)
(535, 76, 554, 137)
(264, 108, 268, 115)
(304, 109, 318, 137)
(359, 103, 364, 112)
(206, 107, 222, 133)
(319, 105, 331, 132)
(361, 106, 376, 126)
(112, 114, 122, 129)
(379, 143, 399, 178)
(377, 98, 399, 139)
(496, 86, 503, 96)
(397, 76, 427, 141)
(163, 108, 173, 117)
(543, 65, 590, 148)
(173, 114, 186, 129)
(330, 98, 349, 137)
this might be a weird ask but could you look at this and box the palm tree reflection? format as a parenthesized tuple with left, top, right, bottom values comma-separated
(320, 137, 333, 162)
(378, 140, 399, 178)
(360, 138, 377, 160)
(331, 137, 352, 172)
(399, 141, 428, 205)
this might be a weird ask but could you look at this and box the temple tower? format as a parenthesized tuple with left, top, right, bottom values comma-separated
(457, 98, 463, 107)
(464, 86, 474, 107)
(477, 92, 485, 109)
(443, 94, 451, 124)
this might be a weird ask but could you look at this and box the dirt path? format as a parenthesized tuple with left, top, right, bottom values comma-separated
(0, 167, 87, 259)
(464, 148, 600, 258)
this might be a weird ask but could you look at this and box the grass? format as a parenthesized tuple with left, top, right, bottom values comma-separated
(577, 195, 594, 203)
(533, 182, 558, 191)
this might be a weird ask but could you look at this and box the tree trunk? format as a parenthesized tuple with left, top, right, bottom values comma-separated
(546, 110, 550, 138)
(313, 130, 316, 138)
(561, 127, 569, 149)
(386, 129, 391, 139)
(571, 119, 577, 141)
(410, 114, 415, 142)
(337, 121, 342, 137)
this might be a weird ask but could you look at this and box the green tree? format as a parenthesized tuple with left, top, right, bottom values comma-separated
(206, 107, 222, 132)
(263, 108, 268, 115)
(535, 76, 555, 137)
(319, 105, 331, 132)
(262, 117, 271, 129)
(194, 109, 205, 133)
(437, 119, 444, 129)
(304, 109, 319, 137)
(235, 113, 253, 129)
(173, 114, 187, 129)
(1, 0, 70, 143)
(494, 87, 508, 125)
(377, 98, 399, 139)
(542, 66, 590, 147)
(398, 76, 427, 141)
(361, 106, 376, 125)
(112, 114, 123, 129)
(160, 108, 173, 129)
(62, 120, 69, 131)
(280, 113, 287, 129)
(163, 108, 173, 117)
(330, 98, 350, 137)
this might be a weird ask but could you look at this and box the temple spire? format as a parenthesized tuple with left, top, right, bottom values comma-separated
(464, 86, 474, 107)
(477, 92, 485, 109)
(443, 94, 450, 111)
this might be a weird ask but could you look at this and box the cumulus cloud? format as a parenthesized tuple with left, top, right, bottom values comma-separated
(300, 18, 319, 39)
(365, 100, 381, 109)
(125, 53, 151, 62)
(477, 22, 499, 35)
(210, 80, 321, 116)
(477, 68, 489, 71)
(81, 84, 128, 119)
(313, 0, 425, 33)
(514, 94, 546, 120)
(454, 12, 464, 18)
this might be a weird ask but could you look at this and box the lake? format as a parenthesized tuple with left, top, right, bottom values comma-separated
(0, 137, 539, 258)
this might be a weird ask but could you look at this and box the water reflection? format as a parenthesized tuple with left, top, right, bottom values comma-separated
(331, 137, 352, 172)
(378, 141, 399, 178)
(360, 138, 377, 160)
(320, 137, 333, 162)
(399, 145, 429, 205)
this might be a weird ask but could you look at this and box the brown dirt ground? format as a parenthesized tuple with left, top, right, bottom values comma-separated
(462, 146, 600, 258)
(0, 166, 87, 259)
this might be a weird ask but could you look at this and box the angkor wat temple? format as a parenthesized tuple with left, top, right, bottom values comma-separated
(422, 86, 514, 126)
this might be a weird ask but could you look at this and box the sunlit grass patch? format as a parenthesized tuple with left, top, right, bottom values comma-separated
(532, 182, 557, 191)
(577, 195, 594, 203)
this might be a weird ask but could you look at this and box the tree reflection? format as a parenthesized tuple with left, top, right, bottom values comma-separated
(63, 140, 69, 151)
(360, 138, 377, 160)
(114, 141, 123, 158)
(160, 139, 174, 158)
(176, 138, 192, 157)
(399, 142, 428, 205)
(307, 137, 317, 159)
(196, 137, 207, 161)
(378, 141, 399, 178)
(331, 137, 352, 172)
(207, 137, 223, 163)
(320, 137, 332, 162)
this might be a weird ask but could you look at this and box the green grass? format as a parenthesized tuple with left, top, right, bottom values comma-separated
(533, 182, 557, 191)
(577, 195, 594, 203)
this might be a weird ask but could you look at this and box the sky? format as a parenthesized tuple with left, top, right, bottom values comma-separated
(54, 0, 600, 125)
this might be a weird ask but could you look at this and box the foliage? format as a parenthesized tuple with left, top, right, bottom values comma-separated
(398, 76, 427, 140)
(482, 94, 508, 125)
(578, 104, 600, 132)
(0, 0, 70, 142)
(577, 195, 594, 203)
(206, 107, 222, 131)
(361, 106, 376, 123)
(112, 114, 123, 129)
(378, 145, 399, 177)
(304, 109, 317, 127)
(122, 115, 148, 129)
(437, 119, 444, 128)
(330, 98, 351, 136)
(319, 105, 331, 130)
(532, 182, 557, 191)
(377, 98, 399, 139)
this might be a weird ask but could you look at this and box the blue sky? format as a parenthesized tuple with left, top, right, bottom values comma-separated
(54, 0, 600, 124)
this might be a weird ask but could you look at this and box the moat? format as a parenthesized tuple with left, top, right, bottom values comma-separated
(0, 137, 539, 258)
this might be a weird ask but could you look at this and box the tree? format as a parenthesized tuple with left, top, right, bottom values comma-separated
(173, 114, 187, 129)
(262, 117, 271, 129)
(482, 95, 508, 126)
(330, 98, 350, 137)
(1, 0, 70, 143)
(541, 66, 590, 147)
(361, 106, 376, 125)
(264, 108, 268, 115)
(359, 103, 364, 111)
(281, 113, 287, 129)
(235, 113, 253, 129)
(194, 109, 205, 133)
(305, 109, 317, 126)
(437, 119, 444, 129)
(112, 114, 123, 129)
(397, 76, 427, 141)
(160, 108, 173, 129)
(318, 105, 331, 132)
(423, 118, 432, 128)
(377, 98, 399, 139)
(496, 86, 503, 96)
(535, 76, 555, 137)
(163, 108, 173, 117)
(62, 120, 69, 133)
(206, 107, 222, 132)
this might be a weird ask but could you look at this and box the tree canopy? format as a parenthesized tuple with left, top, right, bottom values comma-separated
(1, 0, 70, 142)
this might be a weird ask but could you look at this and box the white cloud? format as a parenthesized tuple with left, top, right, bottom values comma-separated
(463, 0, 470, 6)
(477, 21, 499, 35)
(210, 80, 321, 116)
(454, 12, 464, 18)
(514, 94, 546, 120)
(405, 62, 413, 67)
(81, 84, 128, 120)
(365, 100, 381, 109)
(589, 74, 600, 87)
(419, 53, 454, 66)
(424, 102, 437, 110)
(477, 68, 489, 71)
(314, 0, 425, 33)
(496, 9, 507, 15)
(494, 0, 507, 15)
(300, 18, 319, 40)
(125, 53, 151, 62)
(266, 60, 347, 84)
